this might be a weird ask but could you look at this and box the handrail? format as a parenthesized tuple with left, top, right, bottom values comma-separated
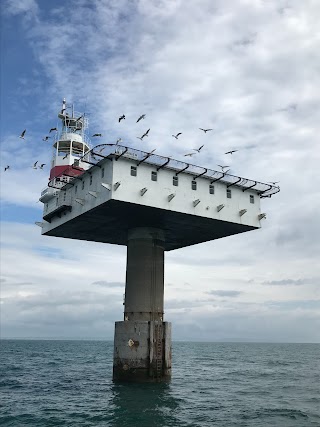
(45, 143, 281, 197)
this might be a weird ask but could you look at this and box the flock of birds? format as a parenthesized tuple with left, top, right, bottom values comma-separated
(4, 113, 279, 186)
(3, 127, 59, 172)
(90, 113, 243, 172)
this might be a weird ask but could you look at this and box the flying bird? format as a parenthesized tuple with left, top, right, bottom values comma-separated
(4, 165, 10, 172)
(63, 153, 69, 159)
(136, 114, 146, 123)
(49, 127, 58, 133)
(19, 129, 26, 139)
(92, 133, 102, 137)
(225, 150, 238, 155)
(118, 114, 125, 122)
(172, 133, 182, 139)
(199, 128, 213, 133)
(217, 164, 230, 171)
(184, 152, 196, 157)
(42, 136, 51, 141)
(116, 138, 122, 144)
(33, 161, 38, 169)
(268, 181, 280, 185)
(137, 129, 150, 140)
(39, 164, 46, 169)
(193, 144, 204, 153)
(142, 128, 150, 138)
(145, 149, 156, 157)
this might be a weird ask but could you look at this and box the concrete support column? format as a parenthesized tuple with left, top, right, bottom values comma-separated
(113, 227, 171, 382)
(125, 227, 165, 322)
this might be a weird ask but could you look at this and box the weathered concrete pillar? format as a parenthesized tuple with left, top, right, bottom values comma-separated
(113, 227, 172, 382)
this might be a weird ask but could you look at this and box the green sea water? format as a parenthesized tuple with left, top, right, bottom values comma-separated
(0, 340, 319, 426)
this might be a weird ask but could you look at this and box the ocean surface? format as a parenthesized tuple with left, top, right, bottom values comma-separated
(0, 340, 319, 427)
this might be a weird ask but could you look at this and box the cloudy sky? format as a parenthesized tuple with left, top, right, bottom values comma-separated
(1, 0, 319, 342)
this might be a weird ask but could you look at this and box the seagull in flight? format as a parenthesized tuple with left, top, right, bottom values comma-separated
(146, 149, 156, 156)
(225, 150, 238, 155)
(39, 164, 46, 169)
(92, 133, 102, 137)
(137, 129, 150, 140)
(172, 133, 182, 139)
(42, 136, 51, 141)
(199, 128, 213, 133)
(116, 138, 122, 144)
(268, 181, 280, 185)
(217, 164, 230, 171)
(184, 152, 196, 157)
(193, 144, 204, 153)
(118, 114, 125, 122)
(49, 127, 58, 133)
(4, 165, 10, 172)
(33, 161, 38, 169)
(136, 114, 146, 123)
(19, 129, 26, 139)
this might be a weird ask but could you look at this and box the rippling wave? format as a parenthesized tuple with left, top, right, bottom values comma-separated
(1, 340, 319, 426)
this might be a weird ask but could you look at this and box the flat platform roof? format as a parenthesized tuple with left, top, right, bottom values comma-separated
(43, 199, 257, 251)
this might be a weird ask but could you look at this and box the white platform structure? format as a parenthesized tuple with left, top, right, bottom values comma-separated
(38, 101, 279, 382)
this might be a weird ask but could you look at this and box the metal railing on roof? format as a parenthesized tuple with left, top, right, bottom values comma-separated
(47, 143, 280, 198)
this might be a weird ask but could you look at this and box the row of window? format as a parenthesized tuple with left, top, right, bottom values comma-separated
(130, 166, 255, 202)
(71, 166, 254, 204)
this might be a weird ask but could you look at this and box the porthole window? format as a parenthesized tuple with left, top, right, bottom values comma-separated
(191, 180, 197, 190)
(173, 176, 179, 186)
(101, 168, 104, 178)
(151, 171, 157, 182)
(131, 166, 137, 177)
(209, 184, 215, 194)
(250, 195, 254, 204)
(226, 189, 232, 199)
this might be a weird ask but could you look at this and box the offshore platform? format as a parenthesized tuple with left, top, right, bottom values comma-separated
(38, 100, 279, 382)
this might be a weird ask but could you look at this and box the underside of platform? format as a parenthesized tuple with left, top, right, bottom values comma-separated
(42, 199, 257, 251)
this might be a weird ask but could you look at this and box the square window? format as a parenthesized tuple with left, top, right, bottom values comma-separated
(226, 189, 232, 198)
(209, 184, 215, 194)
(173, 176, 179, 186)
(250, 195, 254, 204)
(131, 166, 137, 177)
(101, 168, 104, 178)
(191, 180, 197, 190)
(151, 171, 157, 181)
